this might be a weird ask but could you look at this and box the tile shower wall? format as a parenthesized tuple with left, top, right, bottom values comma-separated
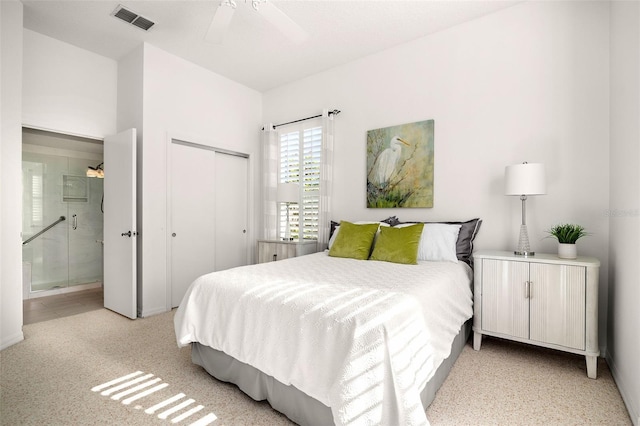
(22, 152, 104, 293)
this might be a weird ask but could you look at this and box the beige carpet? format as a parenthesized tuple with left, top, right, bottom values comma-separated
(0, 308, 631, 426)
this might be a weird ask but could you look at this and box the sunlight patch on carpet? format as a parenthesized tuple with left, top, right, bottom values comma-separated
(92, 371, 217, 425)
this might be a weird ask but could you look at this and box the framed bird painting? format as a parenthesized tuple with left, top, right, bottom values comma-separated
(366, 119, 434, 208)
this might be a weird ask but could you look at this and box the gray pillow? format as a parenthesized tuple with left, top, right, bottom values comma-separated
(329, 216, 400, 239)
(441, 218, 482, 265)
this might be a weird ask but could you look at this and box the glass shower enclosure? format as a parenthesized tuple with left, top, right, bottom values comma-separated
(22, 151, 104, 296)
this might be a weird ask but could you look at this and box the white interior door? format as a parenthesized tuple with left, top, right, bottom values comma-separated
(170, 143, 217, 307)
(214, 152, 248, 271)
(103, 128, 137, 319)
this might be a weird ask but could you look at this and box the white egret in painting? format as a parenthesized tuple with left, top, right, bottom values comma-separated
(371, 136, 410, 187)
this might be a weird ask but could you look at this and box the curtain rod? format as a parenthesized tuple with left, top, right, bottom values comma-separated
(264, 109, 341, 130)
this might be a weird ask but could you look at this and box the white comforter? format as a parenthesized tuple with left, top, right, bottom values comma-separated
(174, 251, 473, 426)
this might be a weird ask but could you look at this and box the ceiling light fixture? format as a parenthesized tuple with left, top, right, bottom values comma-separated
(204, 0, 309, 44)
(206, 0, 307, 45)
(250, 0, 268, 11)
(221, 0, 268, 12)
(222, 0, 237, 9)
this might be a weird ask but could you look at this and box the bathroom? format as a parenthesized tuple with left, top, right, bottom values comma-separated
(21, 128, 104, 299)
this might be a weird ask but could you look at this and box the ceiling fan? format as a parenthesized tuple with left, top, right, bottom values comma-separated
(205, 0, 308, 44)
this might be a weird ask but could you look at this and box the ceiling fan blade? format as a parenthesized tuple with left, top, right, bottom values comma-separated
(257, 2, 308, 44)
(205, 2, 236, 44)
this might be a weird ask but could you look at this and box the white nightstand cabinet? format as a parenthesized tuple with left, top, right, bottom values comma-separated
(473, 250, 600, 379)
(257, 240, 317, 263)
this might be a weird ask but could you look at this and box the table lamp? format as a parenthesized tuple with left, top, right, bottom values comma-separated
(505, 162, 546, 256)
(277, 182, 299, 241)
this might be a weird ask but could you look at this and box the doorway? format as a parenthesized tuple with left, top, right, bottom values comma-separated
(21, 128, 104, 299)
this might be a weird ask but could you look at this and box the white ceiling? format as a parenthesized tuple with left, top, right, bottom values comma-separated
(22, 0, 519, 92)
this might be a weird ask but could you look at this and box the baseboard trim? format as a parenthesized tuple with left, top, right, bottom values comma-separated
(139, 306, 170, 318)
(0, 331, 25, 351)
(606, 349, 639, 425)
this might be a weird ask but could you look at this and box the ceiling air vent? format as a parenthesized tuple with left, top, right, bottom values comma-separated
(112, 4, 155, 31)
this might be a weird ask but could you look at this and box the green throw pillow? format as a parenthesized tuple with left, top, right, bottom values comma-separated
(369, 223, 424, 265)
(328, 221, 380, 260)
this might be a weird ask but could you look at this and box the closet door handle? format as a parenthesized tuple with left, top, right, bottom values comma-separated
(72, 214, 78, 230)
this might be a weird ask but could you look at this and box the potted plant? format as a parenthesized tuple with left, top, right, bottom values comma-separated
(547, 223, 589, 259)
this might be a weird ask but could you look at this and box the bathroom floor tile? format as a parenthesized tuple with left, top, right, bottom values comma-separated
(23, 288, 104, 325)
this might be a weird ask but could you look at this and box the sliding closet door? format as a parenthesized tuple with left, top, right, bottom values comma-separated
(170, 143, 217, 307)
(169, 142, 249, 308)
(214, 152, 248, 271)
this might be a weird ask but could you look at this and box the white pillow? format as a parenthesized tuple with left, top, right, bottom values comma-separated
(328, 226, 340, 249)
(328, 221, 390, 249)
(397, 223, 461, 262)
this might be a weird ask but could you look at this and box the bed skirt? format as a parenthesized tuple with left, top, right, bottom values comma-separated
(191, 319, 471, 425)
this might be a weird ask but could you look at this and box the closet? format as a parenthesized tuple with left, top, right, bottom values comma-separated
(168, 140, 249, 307)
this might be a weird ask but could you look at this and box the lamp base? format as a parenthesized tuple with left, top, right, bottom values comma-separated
(514, 224, 534, 257)
(283, 206, 291, 241)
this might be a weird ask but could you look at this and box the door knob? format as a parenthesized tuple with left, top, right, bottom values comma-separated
(172, 233, 176, 237)
(121, 231, 132, 237)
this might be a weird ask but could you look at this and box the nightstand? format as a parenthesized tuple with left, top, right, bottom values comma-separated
(257, 240, 317, 263)
(473, 250, 600, 379)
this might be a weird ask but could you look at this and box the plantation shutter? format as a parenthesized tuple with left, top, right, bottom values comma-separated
(279, 123, 322, 240)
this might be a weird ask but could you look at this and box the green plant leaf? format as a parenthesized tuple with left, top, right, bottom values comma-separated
(547, 224, 589, 244)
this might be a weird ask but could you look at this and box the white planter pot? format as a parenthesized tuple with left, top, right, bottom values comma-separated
(558, 243, 577, 259)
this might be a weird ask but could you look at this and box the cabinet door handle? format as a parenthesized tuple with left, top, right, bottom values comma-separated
(524, 281, 530, 299)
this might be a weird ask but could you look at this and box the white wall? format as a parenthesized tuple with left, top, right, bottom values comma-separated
(117, 46, 144, 134)
(609, 2, 640, 424)
(263, 1, 611, 351)
(22, 29, 117, 139)
(133, 44, 262, 316)
(116, 45, 144, 312)
(0, 0, 25, 350)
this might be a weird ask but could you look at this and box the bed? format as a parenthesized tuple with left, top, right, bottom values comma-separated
(174, 218, 481, 426)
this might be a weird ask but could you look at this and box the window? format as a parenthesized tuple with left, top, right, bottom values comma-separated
(23, 161, 44, 227)
(279, 124, 322, 240)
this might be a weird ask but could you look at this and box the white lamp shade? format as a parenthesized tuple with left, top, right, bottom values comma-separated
(277, 182, 299, 203)
(505, 163, 546, 195)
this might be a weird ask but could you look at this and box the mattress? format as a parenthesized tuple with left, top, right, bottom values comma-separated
(175, 251, 473, 425)
(191, 319, 471, 426)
